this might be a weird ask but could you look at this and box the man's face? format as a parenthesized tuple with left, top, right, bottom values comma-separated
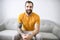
(25, 3, 33, 15)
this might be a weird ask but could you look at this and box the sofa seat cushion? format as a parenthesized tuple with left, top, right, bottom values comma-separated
(36, 32, 58, 40)
(0, 30, 18, 40)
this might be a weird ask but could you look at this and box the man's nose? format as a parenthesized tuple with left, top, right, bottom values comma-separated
(27, 7, 31, 9)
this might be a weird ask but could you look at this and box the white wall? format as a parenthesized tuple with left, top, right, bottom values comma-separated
(31, 0, 60, 25)
(0, 0, 60, 25)
(0, 0, 4, 24)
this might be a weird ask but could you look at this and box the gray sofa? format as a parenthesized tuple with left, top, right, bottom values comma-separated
(0, 18, 60, 40)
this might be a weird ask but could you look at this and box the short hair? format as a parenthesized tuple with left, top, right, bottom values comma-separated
(25, 1, 33, 6)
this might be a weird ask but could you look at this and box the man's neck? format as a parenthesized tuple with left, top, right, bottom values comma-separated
(25, 12, 32, 16)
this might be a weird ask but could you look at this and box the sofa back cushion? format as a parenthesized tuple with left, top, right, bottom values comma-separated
(4, 18, 58, 33)
(52, 26, 60, 38)
(4, 18, 18, 30)
(40, 20, 55, 33)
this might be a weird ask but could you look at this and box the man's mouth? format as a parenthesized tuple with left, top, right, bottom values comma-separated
(26, 10, 32, 15)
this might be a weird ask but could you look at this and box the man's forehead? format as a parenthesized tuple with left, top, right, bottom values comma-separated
(25, 3, 33, 6)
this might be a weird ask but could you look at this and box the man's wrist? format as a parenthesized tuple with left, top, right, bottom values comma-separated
(28, 32, 34, 37)
(28, 32, 32, 35)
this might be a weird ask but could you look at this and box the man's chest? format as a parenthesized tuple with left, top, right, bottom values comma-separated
(22, 16, 36, 26)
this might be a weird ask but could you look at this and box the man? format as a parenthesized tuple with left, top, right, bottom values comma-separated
(14, 1, 40, 40)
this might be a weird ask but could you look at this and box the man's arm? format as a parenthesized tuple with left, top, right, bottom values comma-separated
(17, 23, 24, 35)
(29, 23, 40, 36)
(28, 15, 40, 37)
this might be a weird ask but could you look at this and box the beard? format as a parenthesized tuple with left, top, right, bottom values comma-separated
(26, 9, 32, 15)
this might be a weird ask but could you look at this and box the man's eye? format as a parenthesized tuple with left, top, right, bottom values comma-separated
(27, 6, 28, 7)
(30, 6, 32, 8)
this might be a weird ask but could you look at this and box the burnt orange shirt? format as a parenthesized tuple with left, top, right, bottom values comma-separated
(17, 12, 40, 31)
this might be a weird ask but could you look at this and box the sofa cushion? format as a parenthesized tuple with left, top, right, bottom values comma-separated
(0, 30, 18, 40)
(52, 26, 60, 38)
(36, 32, 58, 40)
(40, 20, 55, 33)
(4, 19, 18, 30)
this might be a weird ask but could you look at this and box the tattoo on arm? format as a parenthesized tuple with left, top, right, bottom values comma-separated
(18, 23, 24, 34)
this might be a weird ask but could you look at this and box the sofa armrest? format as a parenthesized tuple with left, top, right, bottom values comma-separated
(0, 23, 5, 31)
(52, 26, 60, 38)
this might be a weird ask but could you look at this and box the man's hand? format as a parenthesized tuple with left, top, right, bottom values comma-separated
(21, 34, 26, 39)
(21, 34, 28, 40)
(21, 34, 33, 40)
(26, 34, 33, 39)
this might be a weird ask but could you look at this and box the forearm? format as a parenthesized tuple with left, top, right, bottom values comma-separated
(18, 28, 24, 35)
(29, 29, 39, 36)
(28, 24, 40, 37)
(17, 23, 24, 35)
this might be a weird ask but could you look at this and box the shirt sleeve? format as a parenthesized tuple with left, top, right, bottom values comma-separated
(35, 16, 40, 25)
(17, 14, 23, 24)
